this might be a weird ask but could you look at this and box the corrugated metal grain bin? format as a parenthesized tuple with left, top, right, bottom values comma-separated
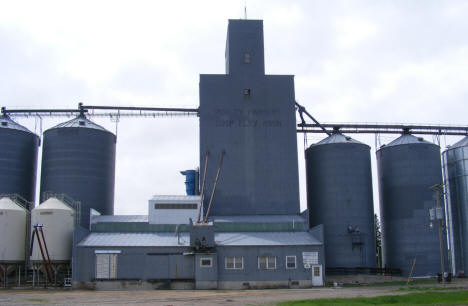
(306, 133, 376, 269)
(0, 197, 27, 263)
(443, 136, 468, 275)
(40, 115, 116, 228)
(0, 115, 39, 204)
(377, 134, 444, 276)
(30, 197, 75, 262)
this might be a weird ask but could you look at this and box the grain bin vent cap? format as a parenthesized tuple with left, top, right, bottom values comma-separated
(48, 115, 110, 132)
(309, 133, 368, 147)
(383, 134, 434, 148)
(0, 114, 35, 133)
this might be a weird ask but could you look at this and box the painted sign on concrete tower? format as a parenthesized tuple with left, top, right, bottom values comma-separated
(199, 20, 300, 216)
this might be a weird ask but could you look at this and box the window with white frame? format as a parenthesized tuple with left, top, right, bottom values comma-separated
(200, 257, 213, 268)
(258, 256, 276, 270)
(225, 256, 243, 270)
(286, 255, 297, 269)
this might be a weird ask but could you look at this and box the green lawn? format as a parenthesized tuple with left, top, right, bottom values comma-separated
(339, 279, 438, 287)
(396, 286, 464, 292)
(278, 290, 468, 305)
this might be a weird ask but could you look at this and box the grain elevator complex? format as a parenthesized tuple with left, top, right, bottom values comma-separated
(1, 19, 468, 289)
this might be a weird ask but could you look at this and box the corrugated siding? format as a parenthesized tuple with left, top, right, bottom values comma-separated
(216, 232, 321, 246)
(79, 232, 190, 247)
(210, 214, 306, 223)
(151, 195, 201, 201)
(92, 215, 148, 223)
(91, 222, 306, 233)
(78, 231, 321, 248)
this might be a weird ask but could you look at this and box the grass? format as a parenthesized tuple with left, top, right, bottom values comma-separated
(340, 279, 438, 287)
(26, 298, 50, 303)
(396, 286, 464, 291)
(278, 290, 468, 305)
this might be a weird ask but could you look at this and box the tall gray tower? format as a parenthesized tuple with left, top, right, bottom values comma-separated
(199, 19, 300, 216)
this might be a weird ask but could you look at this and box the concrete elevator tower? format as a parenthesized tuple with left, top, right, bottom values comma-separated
(199, 20, 300, 216)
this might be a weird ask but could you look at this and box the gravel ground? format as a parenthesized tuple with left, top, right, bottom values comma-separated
(1, 279, 467, 306)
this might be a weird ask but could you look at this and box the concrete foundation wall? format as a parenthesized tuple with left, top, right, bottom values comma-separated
(217, 279, 311, 289)
(73, 280, 195, 290)
(326, 274, 407, 285)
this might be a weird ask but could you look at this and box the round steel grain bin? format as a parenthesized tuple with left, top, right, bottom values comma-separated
(306, 133, 376, 269)
(0, 115, 39, 205)
(377, 134, 444, 276)
(40, 115, 116, 228)
(443, 136, 468, 275)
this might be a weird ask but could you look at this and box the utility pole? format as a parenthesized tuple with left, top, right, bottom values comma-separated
(430, 184, 445, 284)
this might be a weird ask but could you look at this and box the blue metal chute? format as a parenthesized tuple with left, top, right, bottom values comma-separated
(181, 170, 197, 196)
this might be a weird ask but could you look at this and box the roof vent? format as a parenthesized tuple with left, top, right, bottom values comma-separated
(418, 137, 424, 142)
(1, 121, 7, 127)
(345, 136, 351, 141)
(78, 121, 85, 126)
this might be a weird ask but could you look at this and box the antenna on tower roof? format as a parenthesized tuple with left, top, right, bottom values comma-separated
(244, 1, 247, 19)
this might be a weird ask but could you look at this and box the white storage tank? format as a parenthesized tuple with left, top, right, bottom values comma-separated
(30, 197, 75, 262)
(0, 197, 27, 262)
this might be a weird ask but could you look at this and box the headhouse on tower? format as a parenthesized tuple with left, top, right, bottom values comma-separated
(199, 19, 300, 216)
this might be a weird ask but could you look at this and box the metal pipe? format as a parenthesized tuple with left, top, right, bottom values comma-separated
(430, 184, 446, 283)
(300, 123, 468, 130)
(295, 102, 331, 136)
(33, 227, 52, 283)
(197, 152, 210, 223)
(39, 228, 53, 269)
(297, 129, 468, 136)
(204, 150, 225, 223)
(3, 108, 85, 114)
(82, 105, 199, 113)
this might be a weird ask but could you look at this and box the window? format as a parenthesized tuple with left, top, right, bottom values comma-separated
(244, 52, 251, 63)
(243, 89, 251, 99)
(225, 256, 243, 270)
(154, 203, 197, 209)
(95, 253, 118, 279)
(286, 255, 297, 269)
(313, 266, 321, 277)
(258, 256, 276, 270)
(200, 257, 212, 268)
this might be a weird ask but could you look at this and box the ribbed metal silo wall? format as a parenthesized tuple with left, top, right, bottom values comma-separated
(0, 121, 39, 205)
(377, 141, 444, 276)
(40, 127, 116, 228)
(306, 142, 376, 269)
(443, 137, 468, 275)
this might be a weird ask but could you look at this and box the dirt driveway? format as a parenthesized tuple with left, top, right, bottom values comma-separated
(1, 280, 467, 305)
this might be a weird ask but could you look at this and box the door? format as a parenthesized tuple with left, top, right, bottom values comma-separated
(311, 265, 323, 286)
(96, 253, 117, 279)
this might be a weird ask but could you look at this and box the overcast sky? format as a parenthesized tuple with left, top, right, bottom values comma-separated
(1, 0, 467, 216)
